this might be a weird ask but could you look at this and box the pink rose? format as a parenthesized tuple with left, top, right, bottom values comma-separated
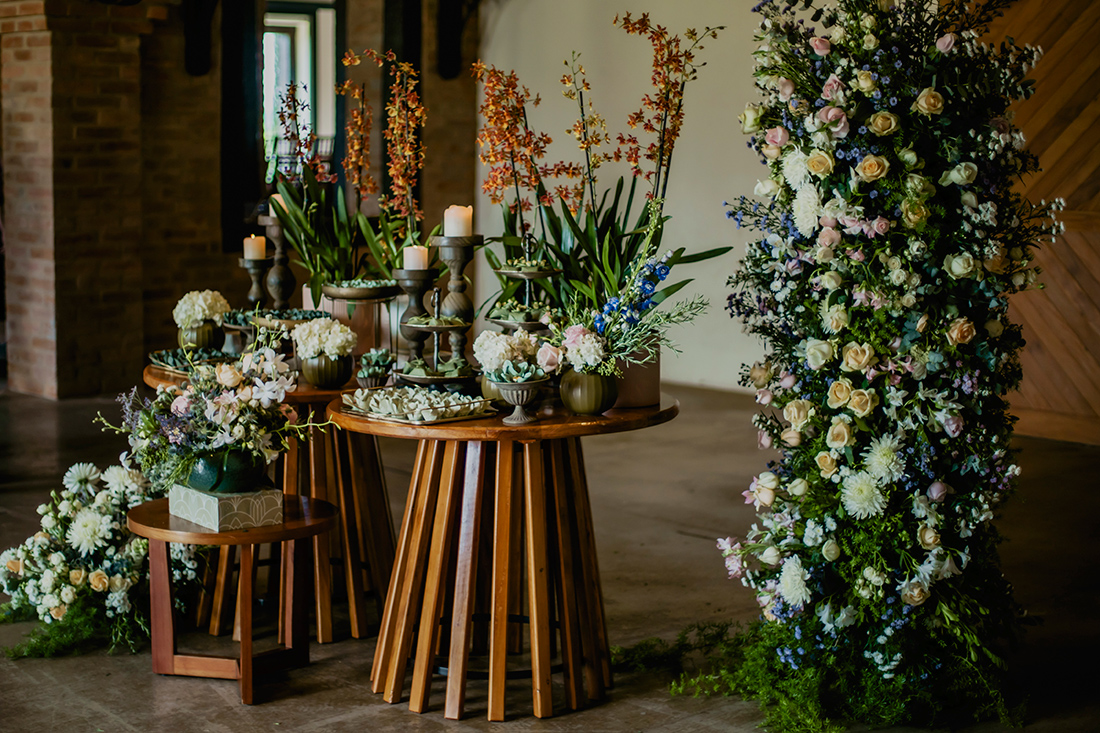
(171, 395, 191, 416)
(757, 430, 773, 450)
(935, 33, 956, 53)
(872, 217, 891, 236)
(536, 343, 562, 374)
(764, 126, 789, 147)
(942, 414, 965, 438)
(818, 214, 838, 229)
(847, 248, 865, 262)
(815, 106, 849, 137)
(817, 227, 842, 247)
(809, 37, 831, 56)
(779, 372, 797, 389)
(777, 77, 794, 101)
(820, 73, 845, 101)
(756, 388, 773, 406)
(927, 481, 949, 502)
(562, 325, 589, 349)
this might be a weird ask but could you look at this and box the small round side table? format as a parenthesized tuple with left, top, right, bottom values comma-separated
(127, 496, 337, 704)
(328, 395, 679, 720)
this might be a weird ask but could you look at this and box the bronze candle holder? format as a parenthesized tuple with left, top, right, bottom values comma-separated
(394, 268, 439, 362)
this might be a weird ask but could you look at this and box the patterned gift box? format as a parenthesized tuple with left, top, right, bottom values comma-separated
(168, 485, 284, 532)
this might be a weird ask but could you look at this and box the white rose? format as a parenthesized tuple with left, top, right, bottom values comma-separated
(820, 271, 844, 290)
(788, 478, 809, 496)
(783, 399, 815, 430)
(740, 104, 763, 134)
(899, 148, 921, 168)
(757, 472, 780, 491)
(754, 178, 780, 197)
(943, 253, 978, 279)
(822, 539, 841, 561)
(938, 162, 978, 186)
(759, 546, 782, 567)
(804, 339, 835, 370)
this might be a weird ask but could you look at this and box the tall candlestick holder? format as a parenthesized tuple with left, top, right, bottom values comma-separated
(259, 213, 296, 309)
(434, 234, 480, 357)
(238, 256, 273, 308)
(394, 268, 438, 362)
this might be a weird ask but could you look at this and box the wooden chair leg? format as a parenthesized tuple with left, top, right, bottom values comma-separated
(382, 440, 445, 702)
(444, 442, 487, 720)
(488, 440, 515, 722)
(409, 441, 465, 713)
(308, 423, 334, 643)
(372, 439, 430, 688)
(523, 442, 553, 719)
(548, 439, 584, 710)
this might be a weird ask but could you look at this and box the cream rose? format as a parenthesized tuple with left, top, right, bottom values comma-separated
(939, 161, 978, 187)
(912, 87, 945, 116)
(69, 569, 87, 587)
(918, 525, 941, 550)
(855, 69, 876, 93)
(109, 574, 129, 593)
(946, 317, 977, 346)
(807, 149, 835, 177)
(783, 399, 815, 430)
(855, 154, 890, 183)
(6, 558, 23, 575)
(827, 378, 853, 409)
(901, 199, 930, 229)
(900, 582, 931, 606)
(816, 451, 838, 478)
(759, 546, 782, 567)
(740, 103, 763, 133)
(848, 388, 879, 417)
(50, 605, 68, 621)
(899, 147, 921, 168)
(215, 363, 243, 389)
(840, 342, 877, 372)
(762, 143, 782, 160)
(822, 304, 849, 334)
(749, 361, 773, 389)
(89, 569, 109, 592)
(820, 271, 844, 291)
(781, 428, 802, 447)
(822, 539, 841, 561)
(825, 418, 853, 449)
(943, 252, 978, 279)
(754, 178, 781, 197)
(863, 33, 879, 50)
(788, 478, 809, 497)
(985, 319, 1004, 338)
(867, 111, 900, 137)
(804, 339, 835, 370)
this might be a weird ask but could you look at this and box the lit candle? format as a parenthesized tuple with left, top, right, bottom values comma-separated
(443, 205, 473, 237)
(244, 234, 267, 260)
(403, 245, 429, 270)
(269, 194, 286, 215)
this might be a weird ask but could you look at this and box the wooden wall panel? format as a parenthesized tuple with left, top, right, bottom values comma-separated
(989, 0, 1100, 445)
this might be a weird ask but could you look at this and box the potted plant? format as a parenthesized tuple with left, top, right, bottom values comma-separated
(173, 290, 231, 351)
(290, 318, 357, 389)
(357, 348, 396, 389)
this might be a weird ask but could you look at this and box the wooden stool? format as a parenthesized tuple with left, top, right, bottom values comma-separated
(127, 496, 337, 704)
(328, 396, 679, 720)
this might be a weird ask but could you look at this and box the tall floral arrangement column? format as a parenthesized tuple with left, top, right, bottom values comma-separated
(719, 0, 1062, 728)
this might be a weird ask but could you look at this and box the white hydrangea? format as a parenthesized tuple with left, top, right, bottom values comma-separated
(472, 330, 538, 372)
(291, 318, 357, 359)
(565, 333, 607, 371)
(172, 290, 230, 328)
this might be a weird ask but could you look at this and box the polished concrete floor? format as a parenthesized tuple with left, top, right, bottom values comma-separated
(0, 384, 1097, 732)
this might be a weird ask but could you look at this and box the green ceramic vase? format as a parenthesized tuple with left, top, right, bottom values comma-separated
(188, 450, 268, 494)
(560, 369, 618, 415)
(300, 353, 353, 389)
(178, 320, 224, 351)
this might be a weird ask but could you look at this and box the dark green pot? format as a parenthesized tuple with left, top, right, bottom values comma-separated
(300, 354, 353, 389)
(188, 450, 268, 494)
(560, 369, 618, 415)
(178, 320, 225, 351)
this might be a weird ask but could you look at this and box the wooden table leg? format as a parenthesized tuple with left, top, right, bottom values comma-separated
(282, 537, 311, 666)
(149, 539, 176, 676)
(278, 436, 301, 644)
(409, 441, 465, 712)
(383, 440, 445, 702)
(488, 440, 515, 722)
(568, 437, 611, 693)
(372, 439, 431, 689)
(308, 423, 334, 643)
(444, 441, 486, 720)
(350, 433, 395, 596)
(548, 439, 584, 710)
(523, 442, 553, 719)
(333, 431, 369, 639)
(239, 543, 254, 704)
(209, 545, 237, 636)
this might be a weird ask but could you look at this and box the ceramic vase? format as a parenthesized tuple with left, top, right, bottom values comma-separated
(300, 354, 353, 389)
(560, 369, 618, 415)
(188, 450, 268, 493)
(178, 320, 224, 351)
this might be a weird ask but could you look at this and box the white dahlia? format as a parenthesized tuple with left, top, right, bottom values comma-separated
(66, 508, 108, 557)
(778, 555, 812, 607)
(793, 185, 822, 237)
(62, 463, 101, 493)
(863, 434, 906, 482)
(841, 470, 887, 519)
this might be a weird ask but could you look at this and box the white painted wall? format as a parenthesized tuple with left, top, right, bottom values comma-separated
(474, 0, 764, 391)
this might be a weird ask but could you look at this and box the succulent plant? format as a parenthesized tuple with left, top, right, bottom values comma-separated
(485, 359, 546, 384)
(358, 348, 396, 378)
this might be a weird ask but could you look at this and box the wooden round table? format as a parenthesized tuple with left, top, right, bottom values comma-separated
(142, 365, 396, 644)
(127, 496, 337, 704)
(327, 395, 679, 720)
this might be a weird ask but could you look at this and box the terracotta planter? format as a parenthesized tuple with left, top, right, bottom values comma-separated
(188, 450, 268, 494)
(300, 353, 353, 389)
(613, 350, 661, 408)
(560, 369, 618, 415)
(177, 320, 225, 351)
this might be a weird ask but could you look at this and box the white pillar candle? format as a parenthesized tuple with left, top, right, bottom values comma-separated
(404, 245, 429, 270)
(244, 234, 267, 260)
(443, 205, 473, 237)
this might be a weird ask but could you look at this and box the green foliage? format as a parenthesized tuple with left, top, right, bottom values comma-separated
(3, 593, 150, 659)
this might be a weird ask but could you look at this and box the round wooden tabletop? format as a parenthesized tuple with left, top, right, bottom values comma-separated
(127, 495, 338, 546)
(142, 364, 356, 406)
(326, 394, 679, 442)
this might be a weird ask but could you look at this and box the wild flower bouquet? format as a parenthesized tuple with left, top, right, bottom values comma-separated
(0, 458, 203, 657)
(290, 318, 357, 360)
(172, 290, 231, 329)
(102, 332, 306, 491)
(475, 14, 729, 313)
(711, 0, 1063, 729)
